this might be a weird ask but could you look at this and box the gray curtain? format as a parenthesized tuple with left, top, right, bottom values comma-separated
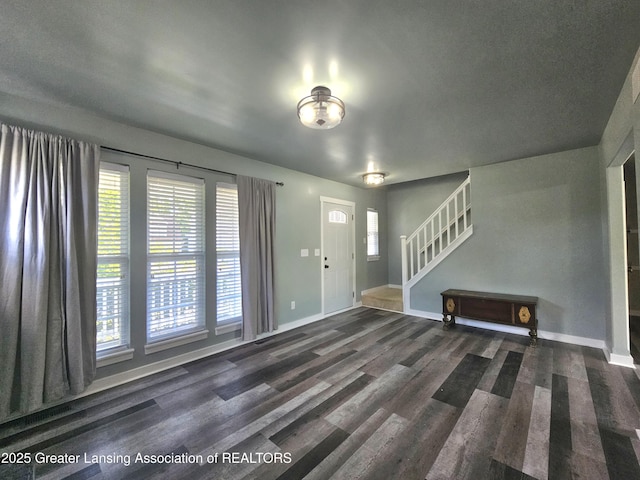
(0, 124, 99, 420)
(237, 175, 276, 341)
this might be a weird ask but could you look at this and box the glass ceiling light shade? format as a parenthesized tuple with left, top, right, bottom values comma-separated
(363, 172, 386, 186)
(297, 86, 345, 129)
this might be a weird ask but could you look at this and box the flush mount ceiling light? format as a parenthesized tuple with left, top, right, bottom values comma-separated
(297, 86, 345, 129)
(362, 172, 386, 186)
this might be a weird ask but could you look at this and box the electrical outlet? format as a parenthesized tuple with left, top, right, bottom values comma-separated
(291, 301, 296, 310)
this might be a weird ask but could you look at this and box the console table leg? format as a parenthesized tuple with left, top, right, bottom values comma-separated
(443, 314, 456, 330)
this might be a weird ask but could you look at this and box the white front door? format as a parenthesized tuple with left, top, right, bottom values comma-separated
(322, 199, 354, 314)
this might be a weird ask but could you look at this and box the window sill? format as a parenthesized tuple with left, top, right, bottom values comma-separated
(215, 322, 241, 335)
(367, 255, 380, 262)
(144, 329, 209, 355)
(97, 347, 135, 368)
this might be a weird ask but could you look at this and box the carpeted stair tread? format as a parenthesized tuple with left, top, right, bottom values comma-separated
(362, 287, 403, 312)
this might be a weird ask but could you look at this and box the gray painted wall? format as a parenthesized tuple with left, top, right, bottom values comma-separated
(0, 94, 388, 378)
(403, 147, 607, 340)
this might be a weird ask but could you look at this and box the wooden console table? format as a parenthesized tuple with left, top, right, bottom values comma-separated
(441, 289, 538, 346)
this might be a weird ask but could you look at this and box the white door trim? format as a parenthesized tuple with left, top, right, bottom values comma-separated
(605, 131, 635, 366)
(320, 196, 356, 316)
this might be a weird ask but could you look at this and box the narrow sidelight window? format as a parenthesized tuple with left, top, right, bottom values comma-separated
(97, 163, 130, 352)
(367, 208, 380, 260)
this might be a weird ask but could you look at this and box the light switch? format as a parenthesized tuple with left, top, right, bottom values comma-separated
(301, 249, 309, 257)
(314, 249, 320, 256)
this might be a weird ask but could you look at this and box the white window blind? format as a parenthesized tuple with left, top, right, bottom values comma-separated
(97, 163, 130, 351)
(216, 183, 242, 324)
(147, 171, 205, 341)
(367, 209, 380, 259)
(328, 210, 348, 224)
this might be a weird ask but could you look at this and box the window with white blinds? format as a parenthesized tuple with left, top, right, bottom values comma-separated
(147, 171, 205, 342)
(216, 183, 242, 324)
(367, 208, 380, 260)
(97, 163, 130, 351)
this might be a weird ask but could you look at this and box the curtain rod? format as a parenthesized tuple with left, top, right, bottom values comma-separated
(101, 146, 284, 186)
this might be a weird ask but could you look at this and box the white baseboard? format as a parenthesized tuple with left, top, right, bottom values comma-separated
(403, 308, 619, 357)
(86, 338, 242, 398)
(0, 309, 351, 425)
(79, 307, 640, 406)
(5, 304, 633, 426)
(0, 336, 249, 424)
(537, 329, 606, 350)
(405, 309, 441, 320)
(275, 312, 324, 332)
(361, 286, 384, 295)
(86, 311, 332, 400)
(604, 347, 636, 368)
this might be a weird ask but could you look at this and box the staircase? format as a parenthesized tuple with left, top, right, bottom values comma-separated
(401, 176, 473, 311)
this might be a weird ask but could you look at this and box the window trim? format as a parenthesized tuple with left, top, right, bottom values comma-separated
(144, 329, 209, 355)
(96, 347, 135, 367)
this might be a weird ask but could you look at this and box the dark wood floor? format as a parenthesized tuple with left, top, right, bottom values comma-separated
(2, 308, 640, 480)
(630, 315, 640, 365)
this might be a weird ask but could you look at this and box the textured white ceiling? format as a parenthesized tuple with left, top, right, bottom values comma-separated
(1, 1, 639, 186)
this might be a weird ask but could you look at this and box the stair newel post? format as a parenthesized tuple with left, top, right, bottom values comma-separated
(400, 235, 408, 285)
(401, 235, 408, 313)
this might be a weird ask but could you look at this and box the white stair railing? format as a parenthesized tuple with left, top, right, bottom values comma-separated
(401, 176, 472, 291)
